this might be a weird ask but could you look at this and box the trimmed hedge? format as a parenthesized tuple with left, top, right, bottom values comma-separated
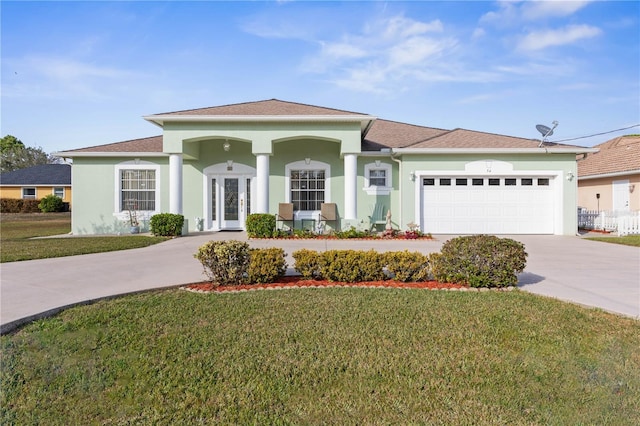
(248, 248, 287, 284)
(246, 214, 276, 238)
(194, 240, 251, 286)
(320, 250, 387, 282)
(0, 198, 41, 213)
(150, 213, 184, 237)
(195, 241, 288, 286)
(430, 235, 527, 288)
(384, 251, 431, 282)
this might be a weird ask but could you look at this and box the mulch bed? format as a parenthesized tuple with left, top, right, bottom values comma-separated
(180, 276, 516, 294)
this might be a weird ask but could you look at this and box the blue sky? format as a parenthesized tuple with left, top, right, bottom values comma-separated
(2, 1, 639, 154)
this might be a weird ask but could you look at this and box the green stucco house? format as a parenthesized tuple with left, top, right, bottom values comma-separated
(56, 99, 596, 235)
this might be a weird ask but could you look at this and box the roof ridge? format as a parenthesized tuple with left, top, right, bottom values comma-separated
(149, 99, 370, 117)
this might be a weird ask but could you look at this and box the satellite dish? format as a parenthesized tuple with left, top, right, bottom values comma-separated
(536, 124, 553, 137)
(536, 121, 559, 147)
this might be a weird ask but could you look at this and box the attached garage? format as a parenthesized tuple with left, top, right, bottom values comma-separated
(421, 175, 556, 234)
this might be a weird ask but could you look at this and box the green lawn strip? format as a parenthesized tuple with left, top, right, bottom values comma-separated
(1, 236, 169, 262)
(585, 235, 640, 247)
(0, 213, 168, 262)
(2, 289, 639, 425)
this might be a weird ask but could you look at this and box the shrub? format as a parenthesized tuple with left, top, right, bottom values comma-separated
(194, 240, 250, 286)
(38, 194, 64, 212)
(292, 249, 322, 279)
(150, 213, 184, 237)
(333, 226, 374, 239)
(431, 235, 527, 288)
(246, 214, 276, 238)
(320, 250, 387, 282)
(384, 251, 430, 282)
(1, 198, 41, 213)
(248, 248, 287, 284)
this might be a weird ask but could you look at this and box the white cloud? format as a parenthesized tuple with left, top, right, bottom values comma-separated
(3, 55, 143, 100)
(518, 24, 602, 51)
(521, 0, 593, 20)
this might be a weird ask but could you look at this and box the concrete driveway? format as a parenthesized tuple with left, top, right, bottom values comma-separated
(1, 233, 638, 333)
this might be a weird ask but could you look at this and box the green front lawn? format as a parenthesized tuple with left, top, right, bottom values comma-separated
(2, 289, 639, 424)
(0, 213, 168, 262)
(586, 235, 640, 247)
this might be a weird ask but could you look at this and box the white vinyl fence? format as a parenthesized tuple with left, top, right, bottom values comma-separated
(578, 209, 640, 236)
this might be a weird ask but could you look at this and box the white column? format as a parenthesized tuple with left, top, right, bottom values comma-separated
(344, 153, 358, 220)
(169, 153, 183, 214)
(256, 154, 270, 213)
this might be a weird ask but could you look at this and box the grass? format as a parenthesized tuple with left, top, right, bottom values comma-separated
(0, 213, 168, 262)
(585, 234, 640, 247)
(2, 289, 639, 425)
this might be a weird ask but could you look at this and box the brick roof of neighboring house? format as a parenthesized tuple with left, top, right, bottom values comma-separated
(59, 99, 582, 154)
(578, 135, 640, 177)
(0, 164, 71, 185)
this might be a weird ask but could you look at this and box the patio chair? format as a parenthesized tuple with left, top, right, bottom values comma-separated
(276, 203, 294, 231)
(369, 203, 387, 230)
(319, 203, 337, 233)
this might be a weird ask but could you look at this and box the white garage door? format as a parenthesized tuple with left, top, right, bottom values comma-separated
(422, 176, 554, 234)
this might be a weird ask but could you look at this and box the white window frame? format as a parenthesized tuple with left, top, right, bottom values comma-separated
(364, 162, 392, 195)
(52, 187, 65, 198)
(114, 161, 161, 221)
(285, 160, 331, 219)
(22, 187, 36, 199)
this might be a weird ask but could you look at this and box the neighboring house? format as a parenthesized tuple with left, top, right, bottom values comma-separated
(0, 163, 72, 208)
(56, 99, 596, 236)
(577, 135, 640, 212)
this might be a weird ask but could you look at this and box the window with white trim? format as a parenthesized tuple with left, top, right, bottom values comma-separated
(115, 162, 160, 213)
(364, 162, 392, 195)
(120, 169, 156, 211)
(22, 187, 36, 199)
(290, 169, 325, 211)
(285, 160, 330, 212)
(53, 187, 64, 198)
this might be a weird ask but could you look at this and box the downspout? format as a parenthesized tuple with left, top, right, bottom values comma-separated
(390, 151, 403, 230)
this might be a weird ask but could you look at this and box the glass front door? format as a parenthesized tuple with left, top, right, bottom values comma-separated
(211, 176, 248, 230)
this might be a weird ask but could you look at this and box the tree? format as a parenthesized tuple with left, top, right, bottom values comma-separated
(0, 135, 60, 173)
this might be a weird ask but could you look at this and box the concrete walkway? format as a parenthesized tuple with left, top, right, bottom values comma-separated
(1, 233, 638, 333)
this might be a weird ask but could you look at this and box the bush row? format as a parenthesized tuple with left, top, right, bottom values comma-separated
(194, 240, 286, 286)
(194, 235, 527, 288)
(0, 198, 42, 213)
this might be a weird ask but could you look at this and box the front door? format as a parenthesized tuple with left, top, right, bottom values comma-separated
(613, 179, 630, 212)
(221, 177, 242, 229)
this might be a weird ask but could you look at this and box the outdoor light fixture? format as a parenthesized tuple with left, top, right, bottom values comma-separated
(566, 171, 574, 181)
(223, 141, 231, 151)
(226, 160, 233, 171)
(410, 172, 416, 181)
(630, 184, 636, 193)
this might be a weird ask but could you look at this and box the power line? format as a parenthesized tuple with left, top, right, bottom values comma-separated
(551, 124, 640, 143)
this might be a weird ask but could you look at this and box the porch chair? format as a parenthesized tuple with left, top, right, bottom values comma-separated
(319, 203, 337, 233)
(369, 203, 387, 230)
(276, 203, 294, 231)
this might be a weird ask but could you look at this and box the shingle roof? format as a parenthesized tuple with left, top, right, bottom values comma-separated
(408, 128, 543, 149)
(59, 99, 587, 154)
(67, 136, 163, 153)
(0, 164, 71, 185)
(578, 135, 640, 177)
(363, 119, 448, 150)
(151, 99, 368, 117)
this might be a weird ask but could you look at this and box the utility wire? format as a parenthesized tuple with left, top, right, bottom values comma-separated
(550, 124, 640, 143)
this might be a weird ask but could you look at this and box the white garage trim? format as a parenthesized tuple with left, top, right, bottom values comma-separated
(414, 169, 564, 235)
